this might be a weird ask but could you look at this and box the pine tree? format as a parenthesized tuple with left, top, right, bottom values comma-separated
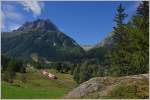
(129, 1, 149, 73)
(137, 1, 149, 20)
(113, 4, 128, 43)
(73, 65, 80, 83)
(106, 4, 128, 76)
(106, 2, 149, 76)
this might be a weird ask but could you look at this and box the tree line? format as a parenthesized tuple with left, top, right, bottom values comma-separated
(1, 55, 26, 83)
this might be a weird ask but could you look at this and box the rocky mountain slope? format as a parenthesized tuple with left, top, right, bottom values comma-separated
(80, 45, 94, 51)
(65, 74, 149, 99)
(81, 32, 114, 61)
(2, 19, 84, 62)
(81, 32, 114, 52)
(95, 32, 114, 48)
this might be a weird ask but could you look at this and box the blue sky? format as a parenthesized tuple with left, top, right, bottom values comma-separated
(1, 1, 139, 45)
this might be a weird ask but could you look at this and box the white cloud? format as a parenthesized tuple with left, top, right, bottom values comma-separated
(1, 10, 5, 30)
(4, 4, 23, 21)
(9, 24, 21, 31)
(5, 11, 23, 21)
(19, 1, 44, 16)
(4, 3, 16, 11)
(1, 3, 23, 31)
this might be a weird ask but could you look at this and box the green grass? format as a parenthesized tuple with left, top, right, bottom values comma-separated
(2, 69, 77, 99)
(104, 77, 149, 99)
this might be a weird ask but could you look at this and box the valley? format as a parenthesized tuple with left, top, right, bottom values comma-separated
(1, 1, 149, 99)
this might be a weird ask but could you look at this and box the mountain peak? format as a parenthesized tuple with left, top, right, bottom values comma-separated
(13, 19, 59, 32)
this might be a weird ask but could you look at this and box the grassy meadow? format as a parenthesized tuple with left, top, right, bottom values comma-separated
(2, 69, 77, 99)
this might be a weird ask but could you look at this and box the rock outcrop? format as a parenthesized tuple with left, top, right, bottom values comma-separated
(65, 74, 149, 99)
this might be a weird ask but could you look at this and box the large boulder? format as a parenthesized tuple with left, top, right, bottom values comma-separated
(65, 74, 149, 99)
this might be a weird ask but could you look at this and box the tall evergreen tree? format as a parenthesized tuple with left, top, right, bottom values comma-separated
(113, 4, 128, 42)
(106, 4, 128, 76)
(73, 65, 80, 83)
(137, 1, 149, 20)
(106, 2, 149, 76)
(129, 1, 149, 73)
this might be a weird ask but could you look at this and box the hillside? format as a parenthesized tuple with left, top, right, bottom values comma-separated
(81, 32, 114, 61)
(65, 74, 149, 99)
(2, 19, 84, 62)
(94, 32, 114, 48)
(2, 69, 77, 99)
(80, 45, 94, 51)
